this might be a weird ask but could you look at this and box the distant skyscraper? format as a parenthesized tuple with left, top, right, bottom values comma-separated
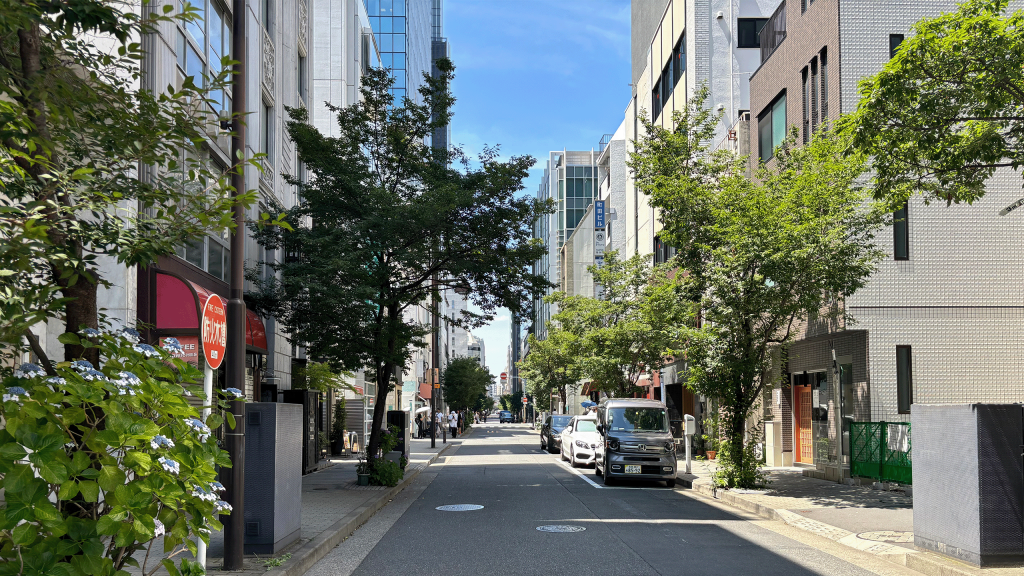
(430, 0, 450, 152)
(367, 0, 430, 103)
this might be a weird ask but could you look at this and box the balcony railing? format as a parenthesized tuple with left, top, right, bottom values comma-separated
(760, 1, 787, 63)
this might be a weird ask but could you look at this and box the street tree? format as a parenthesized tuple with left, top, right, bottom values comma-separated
(441, 357, 492, 412)
(843, 0, 1024, 208)
(547, 252, 689, 398)
(630, 88, 884, 487)
(248, 62, 550, 472)
(519, 329, 583, 413)
(0, 0, 262, 367)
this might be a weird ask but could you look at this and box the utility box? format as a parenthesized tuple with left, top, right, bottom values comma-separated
(282, 389, 320, 474)
(912, 403, 1024, 567)
(386, 410, 410, 459)
(243, 402, 302, 555)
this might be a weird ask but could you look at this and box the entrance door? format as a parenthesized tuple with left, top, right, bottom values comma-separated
(794, 385, 813, 464)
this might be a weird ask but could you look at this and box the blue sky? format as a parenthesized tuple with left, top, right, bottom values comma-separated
(445, 0, 632, 379)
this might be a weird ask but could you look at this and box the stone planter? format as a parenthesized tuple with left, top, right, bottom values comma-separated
(357, 473, 370, 486)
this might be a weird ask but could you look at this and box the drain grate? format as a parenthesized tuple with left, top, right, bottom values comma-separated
(536, 525, 586, 533)
(435, 504, 484, 511)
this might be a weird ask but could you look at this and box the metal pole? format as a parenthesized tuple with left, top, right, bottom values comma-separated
(431, 274, 438, 448)
(222, 0, 246, 566)
(198, 363, 214, 569)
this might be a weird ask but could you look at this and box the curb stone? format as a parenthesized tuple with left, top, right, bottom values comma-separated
(678, 477, 983, 576)
(264, 441, 456, 576)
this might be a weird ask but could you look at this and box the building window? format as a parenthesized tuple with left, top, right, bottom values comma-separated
(262, 103, 273, 163)
(820, 47, 828, 123)
(894, 202, 909, 260)
(890, 34, 905, 59)
(758, 92, 787, 162)
(673, 35, 685, 87)
(261, 0, 272, 32)
(176, 0, 231, 113)
(801, 0, 814, 13)
(896, 346, 913, 414)
(298, 54, 307, 105)
(738, 18, 768, 48)
(810, 57, 819, 134)
(801, 67, 809, 144)
(653, 236, 676, 264)
(652, 79, 662, 120)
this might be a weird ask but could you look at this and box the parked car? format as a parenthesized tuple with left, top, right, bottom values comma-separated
(594, 398, 676, 487)
(498, 410, 513, 423)
(560, 414, 601, 467)
(539, 414, 573, 453)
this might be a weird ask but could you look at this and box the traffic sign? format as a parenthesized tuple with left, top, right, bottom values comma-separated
(521, 396, 528, 404)
(201, 294, 227, 369)
(500, 372, 507, 381)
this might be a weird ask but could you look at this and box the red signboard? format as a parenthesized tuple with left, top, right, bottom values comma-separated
(161, 335, 200, 366)
(201, 293, 227, 369)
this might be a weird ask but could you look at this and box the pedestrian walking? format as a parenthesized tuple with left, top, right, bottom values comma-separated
(415, 414, 424, 438)
(448, 410, 458, 439)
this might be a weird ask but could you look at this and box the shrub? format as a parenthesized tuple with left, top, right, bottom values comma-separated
(0, 328, 240, 576)
(369, 459, 403, 487)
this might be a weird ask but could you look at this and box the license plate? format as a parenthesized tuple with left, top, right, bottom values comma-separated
(625, 465, 641, 474)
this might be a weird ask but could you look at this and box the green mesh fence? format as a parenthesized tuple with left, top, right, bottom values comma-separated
(850, 421, 912, 484)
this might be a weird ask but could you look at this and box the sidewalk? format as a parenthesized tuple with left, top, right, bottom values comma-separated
(677, 459, 1021, 576)
(132, 429, 470, 576)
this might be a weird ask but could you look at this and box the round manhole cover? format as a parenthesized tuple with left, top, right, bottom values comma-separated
(536, 525, 586, 533)
(435, 504, 484, 511)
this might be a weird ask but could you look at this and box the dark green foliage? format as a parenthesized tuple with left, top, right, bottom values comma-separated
(441, 357, 492, 412)
(843, 0, 1024, 208)
(248, 60, 550, 465)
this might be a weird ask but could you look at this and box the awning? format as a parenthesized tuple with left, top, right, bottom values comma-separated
(418, 382, 432, 399)
(153, 269, 268, 354)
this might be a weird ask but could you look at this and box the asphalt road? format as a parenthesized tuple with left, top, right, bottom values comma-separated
(307, 424, 920, 576)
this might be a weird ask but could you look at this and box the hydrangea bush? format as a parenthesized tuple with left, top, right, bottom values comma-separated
(0, 329, 241, 576)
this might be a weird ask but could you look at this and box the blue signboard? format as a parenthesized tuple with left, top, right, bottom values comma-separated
(594, 200, 606, 228)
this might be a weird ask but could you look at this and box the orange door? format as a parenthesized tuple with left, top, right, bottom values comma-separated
(795, 386, 813, 464)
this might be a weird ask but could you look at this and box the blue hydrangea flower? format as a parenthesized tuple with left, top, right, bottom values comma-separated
(224, 388, 244, 398)
(184, 417, 211, 442)
(3, 386, 29, 403)
(71, 360, 94, 372)
(82, 369, 107, 382)
(210, 481, 226, 492)
(214, 500, 233, 513)
(133, 344, 158, 358)
(191, 486, 218, 502)
(13, 363, 45, 379)
(79, 328, 102, 337)
(119, 327, 141, 344)
(161, 337, 183, 353)
(46, 377, 66, 386)
(158, 457, 180, 475)
(150, 435, 176, 450)
(116, 371, 141, 385)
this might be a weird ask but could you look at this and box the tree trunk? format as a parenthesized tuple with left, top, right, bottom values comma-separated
(366, 360, 391, 465)
(61, 275, 100, 364)
(559, 388, 566, 414)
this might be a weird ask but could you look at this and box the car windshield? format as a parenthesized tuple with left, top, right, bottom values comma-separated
(576, 420, 598, 433)
(500, 411, 511, 416)
(608, 407, 668, 433)
(551, 416, 571, 429)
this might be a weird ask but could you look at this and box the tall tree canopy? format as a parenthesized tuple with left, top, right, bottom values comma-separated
(844, 0, 1024, 208)
(519, 330, 583, 413)
(546, 252, 689, 398)
(0, 0, 258, 367)
(249, 61, 550, 469)
(441, 357, 492, 412)
(631, 88, 884, 487)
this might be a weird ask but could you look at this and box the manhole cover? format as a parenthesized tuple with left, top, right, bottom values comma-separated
(435, 504, 484, 511)
(536, 525, 586, 533)
(856, 531, 914, 544)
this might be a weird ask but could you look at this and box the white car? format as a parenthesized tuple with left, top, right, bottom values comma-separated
(560, 415, 601, 468)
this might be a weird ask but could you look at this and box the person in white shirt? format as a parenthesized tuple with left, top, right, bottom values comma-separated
(448, 411, 458, 438)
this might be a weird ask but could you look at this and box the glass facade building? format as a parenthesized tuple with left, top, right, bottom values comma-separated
(367, 0, 430, 104)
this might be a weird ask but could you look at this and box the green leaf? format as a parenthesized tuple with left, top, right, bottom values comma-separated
(58, 332, 82, 346)
(29, 452, 69, 483)
(3, 464, 37, 492)
(98, 465, 126, 492)
(58, 481, 80, 500)
(0, 442, 27, 461)
(12, 522, 36, 545)
(78, 480, 100, 502)
(161, 559, 182, 576)
(96, 515, 120, 536)
(224, 410, 235, 430)
(122, 450, 152, 473)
